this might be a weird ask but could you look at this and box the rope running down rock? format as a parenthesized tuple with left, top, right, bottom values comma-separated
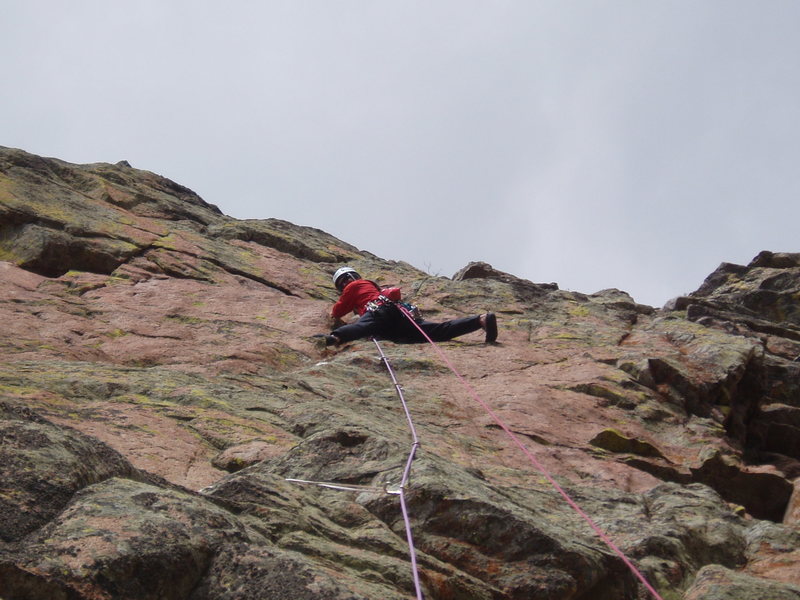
(372, 337, 425, 600)
(395, 304, 665, 600)
(285, 339, 425, 600)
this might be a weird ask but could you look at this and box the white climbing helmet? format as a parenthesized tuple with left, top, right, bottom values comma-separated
(332, 266, 360, 290)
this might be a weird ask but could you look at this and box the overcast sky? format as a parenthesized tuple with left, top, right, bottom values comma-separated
(3, 1, 799, 307)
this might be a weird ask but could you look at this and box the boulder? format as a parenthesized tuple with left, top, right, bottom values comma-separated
(0, 402, 138, 542)
(1, 477, 258, 599)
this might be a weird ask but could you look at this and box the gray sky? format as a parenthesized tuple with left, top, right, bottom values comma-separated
(3, 1, 799, 307)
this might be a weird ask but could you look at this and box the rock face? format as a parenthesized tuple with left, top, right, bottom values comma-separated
(1, 145, 799, 599)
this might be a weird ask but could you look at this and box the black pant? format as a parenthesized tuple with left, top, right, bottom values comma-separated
(333, 305, 482, 344)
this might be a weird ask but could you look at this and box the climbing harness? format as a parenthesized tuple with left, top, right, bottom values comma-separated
(364, 295, 391, 313)
(286, 338, 425, 600)
(394, 304, 666, 600)
(365, 295, 422, 322)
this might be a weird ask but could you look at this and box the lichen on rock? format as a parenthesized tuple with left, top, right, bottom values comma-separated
(1, 146, 800, 599)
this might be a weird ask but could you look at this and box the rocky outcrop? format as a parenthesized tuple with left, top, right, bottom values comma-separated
(1, 146, 799, 599)
(0, 402, 139, 542)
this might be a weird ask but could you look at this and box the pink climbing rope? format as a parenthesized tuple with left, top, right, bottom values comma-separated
(372, 338, 425, 600)
(397, 306, 665, 600)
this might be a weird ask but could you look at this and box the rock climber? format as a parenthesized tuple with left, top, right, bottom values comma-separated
(318, 266, 497, 346)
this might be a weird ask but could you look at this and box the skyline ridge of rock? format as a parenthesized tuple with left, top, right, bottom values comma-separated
(1, 146, 799, 599)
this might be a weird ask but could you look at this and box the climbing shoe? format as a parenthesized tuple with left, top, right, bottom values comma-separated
(484, 313, 498, 343)
(312, 334, 340, 347)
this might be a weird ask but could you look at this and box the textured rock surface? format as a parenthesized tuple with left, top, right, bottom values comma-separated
(1, 146, 799, 599)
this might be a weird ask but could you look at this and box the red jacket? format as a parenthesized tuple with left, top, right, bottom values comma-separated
(331, 280, 402, 318)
